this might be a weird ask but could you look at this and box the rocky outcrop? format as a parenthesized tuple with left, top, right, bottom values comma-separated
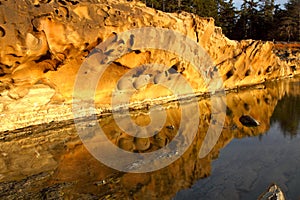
(258, 184, 286, 200)
(0, 1, 299, 130)
(0, 77, 299, 199)
(274, 42, 300, 73)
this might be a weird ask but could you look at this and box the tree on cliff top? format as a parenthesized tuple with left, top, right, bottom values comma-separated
(282, 0, 300, 41)
(217, 0, 236, 36)
(142, 0, 300, 41)
(232, 0, 260, 39)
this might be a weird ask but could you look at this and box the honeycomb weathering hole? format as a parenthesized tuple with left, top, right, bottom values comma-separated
(0, 26, 5, 37)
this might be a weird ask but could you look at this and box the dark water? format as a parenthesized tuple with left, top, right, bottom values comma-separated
(0, 77, 300, 199)
(175, 94, 300, 200)
(174, 82, 300, 199)
(202, 123, 300, 199)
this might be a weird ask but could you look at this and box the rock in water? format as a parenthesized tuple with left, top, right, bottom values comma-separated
(239, 115, 260, 127)
(258, 184, 285, 200)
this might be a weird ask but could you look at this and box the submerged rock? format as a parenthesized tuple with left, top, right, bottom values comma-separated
(258, 184, 285, 200)
(239, 115, 260, 127)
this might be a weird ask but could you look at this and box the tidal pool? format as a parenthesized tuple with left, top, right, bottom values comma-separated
(0, 77, 299, 199)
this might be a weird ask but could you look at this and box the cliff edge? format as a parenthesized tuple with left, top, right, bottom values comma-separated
(0, 0, 299, 131)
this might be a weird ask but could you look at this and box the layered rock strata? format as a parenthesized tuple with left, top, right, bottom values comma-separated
(0, 0, 299, 131)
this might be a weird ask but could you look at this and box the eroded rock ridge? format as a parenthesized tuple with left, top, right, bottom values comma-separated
(0, 0, 299, 131)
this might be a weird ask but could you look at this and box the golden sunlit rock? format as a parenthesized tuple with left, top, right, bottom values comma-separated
(0, 0, 299, 131)
(0, 77, 298, 199)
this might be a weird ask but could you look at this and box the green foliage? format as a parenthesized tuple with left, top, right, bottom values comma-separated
(277, 0, 300, 41)
(142, 0, 300, 41)
(217, 0, 236, 36)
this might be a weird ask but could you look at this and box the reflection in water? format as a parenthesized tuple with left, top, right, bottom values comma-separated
(174, 122, 300, 200)
(271, 93, 300, 137)
(175, 78, 300, 200)
(0, 77, 299, 199)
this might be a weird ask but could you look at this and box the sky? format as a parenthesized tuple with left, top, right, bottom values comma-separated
(233, 0, 289, 8)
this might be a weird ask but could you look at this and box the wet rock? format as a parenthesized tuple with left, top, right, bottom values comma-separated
(258, 183, 285, 200)
(0, 78, 299, 199)
(239, 115, 260, 127)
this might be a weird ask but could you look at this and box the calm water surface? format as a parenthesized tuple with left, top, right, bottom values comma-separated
(0, 77, 300, 199)
(175, 109, 300, 199)
(175, 78, 300, 199)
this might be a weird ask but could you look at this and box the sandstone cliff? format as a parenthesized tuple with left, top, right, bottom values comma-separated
(0, 0, 299, 131)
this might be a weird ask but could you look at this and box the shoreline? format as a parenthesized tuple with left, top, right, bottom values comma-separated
(0, 0, 299, 133)
(1, 74, 299, 133)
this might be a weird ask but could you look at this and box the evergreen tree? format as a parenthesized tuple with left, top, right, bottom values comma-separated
(192, 0, 219, 20)
(232, 0, 260, 39)
(284, 0, 300, 41)
(142, 0, 300, 41)
(271, 0, 300, 41)
(258, 0, 275, 40)
(217, 0, 236, 37)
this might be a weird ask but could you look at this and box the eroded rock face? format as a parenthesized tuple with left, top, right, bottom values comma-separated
(0, 77, 299, 199)
(0, 0, 299, 131)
